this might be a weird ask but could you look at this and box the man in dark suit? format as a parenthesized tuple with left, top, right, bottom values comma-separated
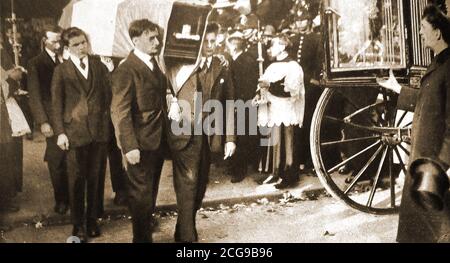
(168, 23, 236, 242)
(27, 28, 69, 215)
(51, 27, 110, 242)
(227, 30, 260, 183)
(111, 19, 167, 243)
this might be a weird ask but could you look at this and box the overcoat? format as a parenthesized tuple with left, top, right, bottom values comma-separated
(397, 47, 450, 243)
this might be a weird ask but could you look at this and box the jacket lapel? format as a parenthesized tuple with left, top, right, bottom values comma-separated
(42, 51, 56, 69)
(203, 58, 223, 99)
(66, 60, 87, 96)
(421, 60, 438, 83)
(421, 48, 450, 83)
(129, 52, 161, 90)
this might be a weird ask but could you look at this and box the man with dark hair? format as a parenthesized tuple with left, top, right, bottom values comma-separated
(378, 4, 450, 242)
(167, 22, 236, 242)
(51, 27, 111, 242)
(27, 27, 69, 215)
(111, 19, 167, 243)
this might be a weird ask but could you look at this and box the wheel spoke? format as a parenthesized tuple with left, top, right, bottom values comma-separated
(398, 144, 410, 156)
(367, 146, 389, 208)
(324, 115, 406, 134)
(343, 101, 384, 123)
(325, 116, 380, 133)
(402, 121, 413, 128)
(336, 90, 381, 126)
(344, 144, 384, 194)
(396, 110, 408, 127)
(321, 135, 380, 146)
(393, 147, 408, 175)
(389, 148, 395, 208)
(327, 140, 381, 174)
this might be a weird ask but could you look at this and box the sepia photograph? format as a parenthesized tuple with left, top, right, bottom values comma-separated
(1, 0, 450, 246)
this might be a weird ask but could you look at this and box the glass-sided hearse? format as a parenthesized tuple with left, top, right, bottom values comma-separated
(310, 0, 431, 214)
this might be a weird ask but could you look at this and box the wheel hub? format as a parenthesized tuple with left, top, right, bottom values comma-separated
(381, 128, 411, 146)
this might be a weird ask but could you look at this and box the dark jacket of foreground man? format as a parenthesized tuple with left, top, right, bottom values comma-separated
(397, 47, 450, 243)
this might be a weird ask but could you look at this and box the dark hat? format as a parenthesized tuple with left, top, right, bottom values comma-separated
(292, 0, 320, 21)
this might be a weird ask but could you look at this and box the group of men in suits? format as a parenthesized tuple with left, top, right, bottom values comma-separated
(24, 19, 236, 243)
(23, 15, 310, 243)
(27, 26, 128, 242)
(110, 20, 236, 243)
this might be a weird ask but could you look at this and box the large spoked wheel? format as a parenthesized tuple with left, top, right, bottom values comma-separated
(310, 86, 412, 214)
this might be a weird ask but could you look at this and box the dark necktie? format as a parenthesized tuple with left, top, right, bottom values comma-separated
(80, 59, 86, 70)
(150, 57, 158, 72)
(54, 55, 60, 65)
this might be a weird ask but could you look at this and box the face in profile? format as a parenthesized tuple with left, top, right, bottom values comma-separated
(202, 32, 217, 57)
(133, 29, 160, 56)
(420, 19, 438, 50)
(45, 31, 62, 54)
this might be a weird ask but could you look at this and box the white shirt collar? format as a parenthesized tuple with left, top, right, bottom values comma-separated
(133, 48, 155, 71)
(276, 52, 289, 61)
(232, 51, 243, 61)
(45, 48, 61, 63)
(70, 54, 89, 79)
(45, 48, 56, 59)
(70, 54, 88, 65)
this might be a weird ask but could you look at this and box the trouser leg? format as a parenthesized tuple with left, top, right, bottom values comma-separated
(46, 138, 69, 205)
(86, 142, 107, 221)
(172, 136, 208, 242)
(66, 146, 87, 226)
(125, 150, 164, 243)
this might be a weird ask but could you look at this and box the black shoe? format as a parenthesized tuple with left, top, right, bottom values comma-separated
(274, 179, 298, 190)
(230, 173, 246, 183)
(72, 225, 87, 243)
(113, 191, 128, 206)
(86, 220, 101, 238)
(54, 203, 68, 215)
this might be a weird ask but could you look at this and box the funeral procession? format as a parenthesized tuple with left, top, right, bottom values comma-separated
(1, 0, 450, 244)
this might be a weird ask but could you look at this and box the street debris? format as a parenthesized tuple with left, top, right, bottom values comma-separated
(323, 230, 336, 237)
(34, 222, 43, 229)
(257, 198, 269, 205)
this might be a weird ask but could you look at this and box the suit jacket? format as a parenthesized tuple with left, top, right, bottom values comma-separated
(51, 55, 111, 148)
(27, 51, 59, 126)
(397, 47, 450, 243)
(168, 57, 236, 152)
(111, 52, 168, 154)
(230, 51, 259, 102)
